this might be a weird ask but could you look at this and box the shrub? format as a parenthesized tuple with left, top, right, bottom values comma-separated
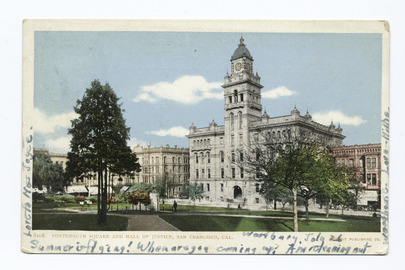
(107, 196, 116, 203)
(74, 195, 86, 202)
(58, 194, 76, 203)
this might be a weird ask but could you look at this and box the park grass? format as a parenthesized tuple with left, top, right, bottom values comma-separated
(159, 203, 247, 212)
(33, 213, 128, 231)
(159, 215, 380, 232)
(159, 204, 378, 221)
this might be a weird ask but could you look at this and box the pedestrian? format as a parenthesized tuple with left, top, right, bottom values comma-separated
(173, 200, 178, 213)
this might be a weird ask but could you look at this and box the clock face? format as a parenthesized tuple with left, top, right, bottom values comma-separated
(235, 62, 241, 71)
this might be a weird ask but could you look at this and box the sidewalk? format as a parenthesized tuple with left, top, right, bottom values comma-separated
(126, 215, 180, 231)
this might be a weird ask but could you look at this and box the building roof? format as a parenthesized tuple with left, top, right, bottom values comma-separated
(231, 37, 253, 61)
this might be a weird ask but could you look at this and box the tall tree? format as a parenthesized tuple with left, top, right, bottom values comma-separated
(242, 132, 351, 232)
(33, 150, 68, 193)
(66, 80, 140, 225)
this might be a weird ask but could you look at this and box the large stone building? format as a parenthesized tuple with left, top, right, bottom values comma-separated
(330, 143, 381, 206)
(187, 37, 345, 207)
(133, 144, 190, 197)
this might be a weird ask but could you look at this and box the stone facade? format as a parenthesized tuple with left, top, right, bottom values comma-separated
(187, 38, 345, 208)
(133, 144, 190, 197)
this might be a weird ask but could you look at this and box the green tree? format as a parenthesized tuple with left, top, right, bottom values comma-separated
(260, 182, 292, 210)
(66, 80, 140, 225)
(188, 182, 203, 206)
(244, 134, 351, 232)
(33, 150, 68, 193)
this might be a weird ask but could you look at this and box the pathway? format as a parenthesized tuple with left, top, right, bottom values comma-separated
(125, 215, 180, 231)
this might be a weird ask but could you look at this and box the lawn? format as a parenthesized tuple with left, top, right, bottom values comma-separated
(159, 215, 380, 232)
(33, 213, 128, 231)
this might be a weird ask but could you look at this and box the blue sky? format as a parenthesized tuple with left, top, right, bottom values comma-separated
(33, 31, 382, 153)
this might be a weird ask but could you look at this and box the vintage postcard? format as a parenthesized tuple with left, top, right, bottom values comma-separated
(22, 20, 389, 254)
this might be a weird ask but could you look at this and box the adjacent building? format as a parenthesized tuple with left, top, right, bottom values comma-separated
(330, 143, 381, 206)
(133, 144, 190, 197)
(187, 37, 346, 207)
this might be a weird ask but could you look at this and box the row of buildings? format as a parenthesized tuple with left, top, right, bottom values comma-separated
(35, 37, 381, 208)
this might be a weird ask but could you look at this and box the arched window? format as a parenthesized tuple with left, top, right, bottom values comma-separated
(200, 152, 204, 163)
(195, 153, 198, 164)
(172, 157, 175, 164)
(238, 111, 243, 128)
(230, 112, 234, 127)
(207, 152, 210, 163)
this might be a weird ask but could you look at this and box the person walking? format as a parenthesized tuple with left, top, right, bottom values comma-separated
(172, 200, 178, 213)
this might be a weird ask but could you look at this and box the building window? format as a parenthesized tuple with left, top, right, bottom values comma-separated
(359, 158, 363, 168)
(200, 152, 204, 163)
(231, 152, 235, 162)
(231, 135, 234, 145)
(372, 158, 376, 168)
(367, 174, 371, 185)
(238, 111, 242, 128)
(200, 183, 204, 191)
(196, 169, 199, 179)
(207, 184, 210, 192)
(337, 160, 340, 166)
(220, 151, 224, 162)
(239, 134, 243, 145)
(230, 112, 234, 127)
(234, 90, 238, 102)
(255, 148, 260, 161)
(240, 94, 244, 102)
(195, 153, 198, 164)
(164, 156, 166, 164)
(341, 159, 345, 166)
(240, 167, 244, 178)
(255, 198, 260, 203)
(366, 158, 371, 168)
(207, 152, 210, 163)
(240, 152, 243, 162)
(208, 169, 211, 179)
(255, 183, 260, 192)
(229, 96, 232, 104)
(372, 174, 377, 185)
(349, 159, 354, 167)
(256, 167, 260, 178)
(220, 183, 224, 192)
(232, 168, 235, 178)
(202, 169, 205, 177)
(221, 168, 224, 178)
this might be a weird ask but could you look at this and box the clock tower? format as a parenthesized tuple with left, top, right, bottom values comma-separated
(223, 37, 263, 150)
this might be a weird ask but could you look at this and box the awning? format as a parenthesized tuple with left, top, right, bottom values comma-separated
(65, 185, 89, 194)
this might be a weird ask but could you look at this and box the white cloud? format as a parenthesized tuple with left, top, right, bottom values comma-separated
(147, 126, 189, 137)
(46, 136, 71, 154)
(128, 137, 148, 149)
(312, 110, 367, 126)
(133, 75, 223, 104)
(34, 107, 78, 134)
(262, 86, 296, 99)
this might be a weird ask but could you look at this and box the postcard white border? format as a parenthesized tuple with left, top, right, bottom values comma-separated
(22, 19, 390, 255)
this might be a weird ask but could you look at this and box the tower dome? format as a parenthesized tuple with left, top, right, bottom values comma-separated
(231, 37, 253, 61)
